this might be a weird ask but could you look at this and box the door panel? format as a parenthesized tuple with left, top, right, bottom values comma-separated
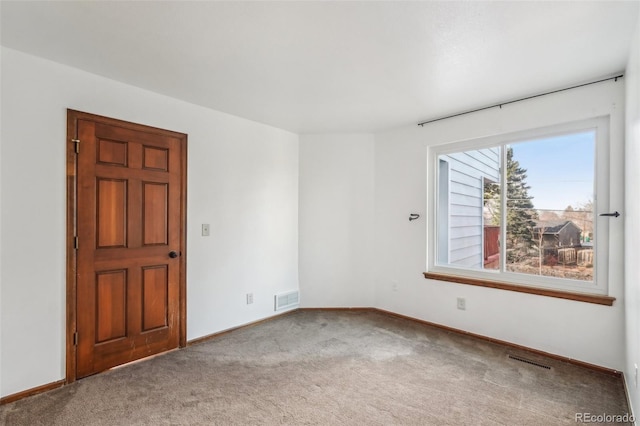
(95, 270, 127, 343)
(97, 139, 128, 167)
(69, 111, 186, 379)
(96, 179, 128, 248)
(143, 182, 168, 245)
(143, 146, 169, 171)
(142, 265, 169, 331)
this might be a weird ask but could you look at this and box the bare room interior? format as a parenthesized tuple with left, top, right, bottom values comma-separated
(1, 1, 640, 424)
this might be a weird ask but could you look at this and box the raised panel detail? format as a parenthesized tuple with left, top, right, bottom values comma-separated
(143, 182, 168, 246)
(97, 179, 127, 248)
(142, 265, 168, 331)
(96, 270, 127, 343)
(97, 139, 128, 166)
(143, 146, 169, 171)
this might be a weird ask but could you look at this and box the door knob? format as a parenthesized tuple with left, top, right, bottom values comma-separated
(169, 251, 179, 258)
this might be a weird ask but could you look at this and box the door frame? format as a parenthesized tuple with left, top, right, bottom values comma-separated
(66, 109, 187, 383)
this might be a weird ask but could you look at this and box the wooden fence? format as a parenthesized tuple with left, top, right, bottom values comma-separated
(577, 249, 594, 266)
(558, 248, 576, 265)
(484, 226, 500, 259)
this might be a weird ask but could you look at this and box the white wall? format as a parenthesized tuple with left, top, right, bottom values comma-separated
(624, 8, 640, 416)
(374, 81, 626, 370)
(0, 47, 299, 398)
(299, 134, 375, 308)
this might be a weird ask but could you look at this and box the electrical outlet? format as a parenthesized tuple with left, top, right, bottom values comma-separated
(202, 224, 210, 236)
(457, 297, 466, 310)
(391, 281, 399, 292)
(246, 293, 253, 305)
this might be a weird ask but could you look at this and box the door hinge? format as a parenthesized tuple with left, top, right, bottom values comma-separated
(72, 139, 80, 154)
(74, 236, 79, 249)
(73, 332, 78, 346)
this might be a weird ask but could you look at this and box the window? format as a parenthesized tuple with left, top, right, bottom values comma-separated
(427, 117, 611, 297)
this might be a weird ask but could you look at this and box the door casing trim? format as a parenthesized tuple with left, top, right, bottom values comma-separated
(66, 109, 188, 384)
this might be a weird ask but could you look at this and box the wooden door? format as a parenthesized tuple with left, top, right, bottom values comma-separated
(67, 110, 187, 379)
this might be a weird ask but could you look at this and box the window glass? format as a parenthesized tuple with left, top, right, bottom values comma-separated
(434, 128, 597, 288)
(506, 132, 595, 282)
(437, 147, 501, 270)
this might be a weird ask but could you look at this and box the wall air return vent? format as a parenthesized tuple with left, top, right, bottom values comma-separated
(275, 290, 299, 311)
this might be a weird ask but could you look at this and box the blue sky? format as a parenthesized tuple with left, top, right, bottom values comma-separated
(509, 131, 595, 212)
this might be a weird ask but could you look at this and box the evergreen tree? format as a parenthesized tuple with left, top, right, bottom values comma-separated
(484, 147, 538, 258)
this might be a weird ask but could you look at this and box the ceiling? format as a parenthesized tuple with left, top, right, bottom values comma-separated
(1, 1, 638, 134)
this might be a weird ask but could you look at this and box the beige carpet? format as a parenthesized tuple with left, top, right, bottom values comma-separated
(0, 310, 632, 425)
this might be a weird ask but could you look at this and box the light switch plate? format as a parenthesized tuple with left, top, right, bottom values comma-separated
(202, 224, 210, 236)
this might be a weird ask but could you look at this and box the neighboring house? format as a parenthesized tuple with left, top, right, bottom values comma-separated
(438, 148, 500, 269)
(533, 220, 582, 248)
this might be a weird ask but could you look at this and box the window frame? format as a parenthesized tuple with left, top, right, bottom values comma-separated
(426, 116, 611, 298)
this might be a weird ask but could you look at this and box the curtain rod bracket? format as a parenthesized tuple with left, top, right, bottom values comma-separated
(599, 211, 621, 218)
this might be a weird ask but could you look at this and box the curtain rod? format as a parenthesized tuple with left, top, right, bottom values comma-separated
(417, 74, 624, 127)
